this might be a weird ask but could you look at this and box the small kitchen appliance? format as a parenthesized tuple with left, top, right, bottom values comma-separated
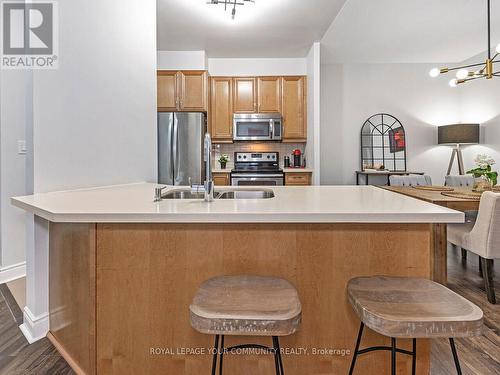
(233, 114, 282, 141)
(293, 149, 302, 168)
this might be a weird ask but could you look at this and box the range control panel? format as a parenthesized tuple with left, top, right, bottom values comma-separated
(234, 152, 278, 163)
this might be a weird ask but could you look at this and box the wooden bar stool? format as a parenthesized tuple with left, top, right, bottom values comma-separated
(347, 276, 483, 375)
(190, 275, 302, 375)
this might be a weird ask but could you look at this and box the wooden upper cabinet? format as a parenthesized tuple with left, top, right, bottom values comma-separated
(282, 76, 307, 142)
(210, 77, 233, 142)
(157, 70, 208, 112)
(258, 77, 281, 113)
(157, 71, 178, 111)
(179, 71, 208, 111)
(233, 78, 257, 113)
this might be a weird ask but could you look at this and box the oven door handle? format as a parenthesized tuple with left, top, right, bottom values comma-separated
(231, 174, 284, 178)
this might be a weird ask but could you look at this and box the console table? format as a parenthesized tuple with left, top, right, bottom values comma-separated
(356, 171, 425, 186)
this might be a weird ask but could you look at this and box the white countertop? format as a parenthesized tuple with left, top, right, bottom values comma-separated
(11, 183, 464, 224)
(212, 168, 231, 173)
(212, 168, 314, 173)
(283, 168, 313, 173)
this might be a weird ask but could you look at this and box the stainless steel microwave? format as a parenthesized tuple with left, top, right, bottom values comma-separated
(233, 113, 282, 141)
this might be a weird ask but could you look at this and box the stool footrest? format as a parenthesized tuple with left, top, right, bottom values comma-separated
(212, 335, 285, 375)
(357, 346, 414, 356)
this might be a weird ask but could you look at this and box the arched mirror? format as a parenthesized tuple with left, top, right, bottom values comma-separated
(360, 113, 407, 171)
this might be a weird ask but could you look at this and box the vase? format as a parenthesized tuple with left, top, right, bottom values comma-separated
(472, 176, 493, 192)
(220, 162, 226, 170)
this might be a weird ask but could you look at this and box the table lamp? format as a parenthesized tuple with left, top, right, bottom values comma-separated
(438, 124, 480, 175)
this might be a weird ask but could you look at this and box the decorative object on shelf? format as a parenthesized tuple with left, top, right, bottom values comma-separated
(429, 0, 499, 86)
(438, 124, 480, 175)
(468, 154, 497, 192)
(360, 113, 407, 172)
(207, 0, 255, 19)
(218, 154, 229, 169)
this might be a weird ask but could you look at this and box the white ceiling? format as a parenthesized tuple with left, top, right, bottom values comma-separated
(157, 0, 346, 58)
(321, 0, 500, 64)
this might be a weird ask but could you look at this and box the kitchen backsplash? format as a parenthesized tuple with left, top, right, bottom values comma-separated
(214, 142, 307, 167)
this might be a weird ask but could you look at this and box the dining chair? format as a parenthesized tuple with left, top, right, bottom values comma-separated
(389, 175, 432, 187)
(445, 175, 475, 187)
(445, 174, 478, 260)
(448, 192, 500, 304)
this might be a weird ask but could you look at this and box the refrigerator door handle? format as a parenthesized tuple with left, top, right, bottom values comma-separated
(172, 114, 180, 183)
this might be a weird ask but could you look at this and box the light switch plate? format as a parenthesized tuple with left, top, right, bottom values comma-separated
(17, 140, 27, 155)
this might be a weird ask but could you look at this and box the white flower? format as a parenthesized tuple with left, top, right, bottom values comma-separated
(474, 154, 495, 169)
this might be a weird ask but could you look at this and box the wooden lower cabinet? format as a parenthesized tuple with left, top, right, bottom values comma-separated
(285, 172, 312, 186)
(213, 172, 230, 186)
(48, 222, 433, 375)
(49, 223, 96, 375)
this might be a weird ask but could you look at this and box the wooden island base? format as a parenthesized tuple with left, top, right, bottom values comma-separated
(49, 223, 433, 375)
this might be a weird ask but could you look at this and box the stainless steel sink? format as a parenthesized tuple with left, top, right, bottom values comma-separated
(162, 189, 206, 200)
(160, 188, 274, 200)
(217, 190, 275, 200)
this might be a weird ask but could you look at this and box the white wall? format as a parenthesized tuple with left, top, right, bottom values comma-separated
(0, 70, 29, 281)
(456, 76, 500, 171)
(32, 0, 157, 192)
(157, 51, 207, 70)
(307, 43, 321, 184)
(208, 58, 307, 76)
(320, 63, 465, 185)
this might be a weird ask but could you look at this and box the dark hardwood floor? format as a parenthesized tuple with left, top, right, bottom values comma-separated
(0, 247, 497, 374)
(431, 246, 500, 374)
(0, 285, 73, 375)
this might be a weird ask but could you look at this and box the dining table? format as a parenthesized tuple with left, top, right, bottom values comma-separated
(380, 185, 481, 285)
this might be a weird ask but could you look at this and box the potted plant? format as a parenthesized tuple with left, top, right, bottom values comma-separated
(467, 154, 498, 192)
(218, 154, 229, 170)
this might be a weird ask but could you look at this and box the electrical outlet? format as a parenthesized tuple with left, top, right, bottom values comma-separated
(17, 140, 27, 155)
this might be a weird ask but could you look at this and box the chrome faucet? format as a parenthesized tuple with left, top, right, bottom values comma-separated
(204, 133, 215, 202)
(154, 186, 167, 202)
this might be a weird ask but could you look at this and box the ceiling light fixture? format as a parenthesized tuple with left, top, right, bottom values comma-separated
(429, 0, 499, 87)
(207, 0, 255, 20)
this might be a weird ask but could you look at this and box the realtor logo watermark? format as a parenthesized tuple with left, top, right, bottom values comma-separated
(1, 0, 58, 69)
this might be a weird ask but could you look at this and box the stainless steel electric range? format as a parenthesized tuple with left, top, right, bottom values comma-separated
(231, 152, 284, 186)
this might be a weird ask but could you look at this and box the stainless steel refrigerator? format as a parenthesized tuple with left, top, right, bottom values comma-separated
(158, 112, 206, 185)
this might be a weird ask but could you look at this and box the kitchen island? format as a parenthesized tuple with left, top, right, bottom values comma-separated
(12, 183, 464, 375)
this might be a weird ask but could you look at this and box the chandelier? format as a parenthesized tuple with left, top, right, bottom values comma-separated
(429, 0, 499, 87)
(207, 0, 255, 19)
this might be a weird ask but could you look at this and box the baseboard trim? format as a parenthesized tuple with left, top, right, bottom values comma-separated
(47, 332, 87, 375)
(0, 262, 26, 284)
(0, 284, 23, 324)
(19, 306, 49, 344)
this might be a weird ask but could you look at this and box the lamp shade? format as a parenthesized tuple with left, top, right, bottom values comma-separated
(438, 124, 480, 145)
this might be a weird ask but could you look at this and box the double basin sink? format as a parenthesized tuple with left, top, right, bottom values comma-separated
(162, 188, 275, 200)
